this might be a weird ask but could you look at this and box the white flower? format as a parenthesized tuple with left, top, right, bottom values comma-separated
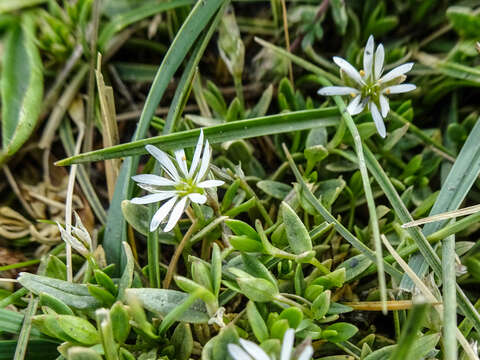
(131, 130, 224, 232)
(318, 35, 416, 138)
(57, 212, 92, 257)
(228, 329, 313, 360)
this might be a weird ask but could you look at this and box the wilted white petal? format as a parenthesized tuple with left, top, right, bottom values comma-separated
(333, 57, 365, 86)
(132, 174, 177, 187)
(297, 346, 314, 360)
(174, 149, 188, 177)
(369, 102, 386, 138)
(163, 196, 188, 232)
(189, 129, 204, 178)
(317, 86, 359, 96)
(346, 95, 364, 115)
(239, 339, 270, 360)
(145, 145, 180, 181)
(374, 44, 385, 79)
(383, 84, 416, 94)
(195, 139, 211, 182)
(72, 212, 91, 250)
(130, 192, 176, 205)
(280, 329, 295, 360)
(379, 94, 390, 117)
(379, 62, 414, 83)
(363, 35, 374, 79)
(197, 179, 224, 188)
(188, 193, 207, 204)
(57, 223, 89, 256)
(150, 196, 177, 231)
(228, 344, 253, 360)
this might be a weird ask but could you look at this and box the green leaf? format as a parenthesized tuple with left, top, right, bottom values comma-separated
(55, 315, 100, 345)
(202, 324, 238, 360)
(0, 340, 59, 360)
(39, 293, 74, 316)
(281, 202, 312, 255)
(323, 322, 358, 343)
(257, 180, 292, 200)
(446, 6, 480, 38)
(110, 302, 131, 344)
(225, 219, 260, 240)
(0, 0, 47, 13)
(246, 301, 269, 342)
(0, 14, 43, 165)
(56, 109, 339, 165)
(172, 323, 193, 360)
(121, 200, 150, 236)
(127, 288, 209, 323)
(18, 273, 100, 310)
(67, 347, 103, 360)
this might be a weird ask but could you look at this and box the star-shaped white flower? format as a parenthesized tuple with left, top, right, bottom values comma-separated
(318, 35, 416, 138)
(131, 130, 224, 232)
(228, 329, 313, 360)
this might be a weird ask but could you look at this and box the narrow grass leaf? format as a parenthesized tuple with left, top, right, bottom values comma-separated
(56, 109, 339, 165)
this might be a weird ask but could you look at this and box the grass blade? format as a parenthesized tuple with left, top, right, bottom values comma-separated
(13, 297, 38, 360)
(443, 234, 457, 360)
(56, 108, 339, 165)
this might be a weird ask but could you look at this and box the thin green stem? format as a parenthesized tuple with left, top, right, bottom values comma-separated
(442, 234, 457, 360)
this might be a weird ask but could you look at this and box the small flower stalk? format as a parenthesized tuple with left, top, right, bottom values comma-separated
(318, 35, 416, 138)
(57, 212, 92, 258)
(228, 328, 313, 360)
(131, 130, 224, 232)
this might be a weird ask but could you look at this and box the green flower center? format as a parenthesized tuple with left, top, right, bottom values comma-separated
(175, 178, 203, 196)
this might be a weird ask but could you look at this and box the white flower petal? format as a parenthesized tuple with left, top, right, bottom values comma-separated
(195, 139, 211, 182)
(130, 192, 176, 205)
(363, 35, 374, 79)
(379, 62, 414, 83)
(317, 86, 359, 96)
(297, 345, 314, 360)
(132, 174, 177, 187)
(189, 129, 204, 178)
(379, 94, 390, 117)
(174, 149, 188, 177)
(145, 145, 180, 181)
(150, 196, 177, 231)
(197, 179, 224, 188)
(374, 44, 384, 79)
(280, 329, 295, 360)
(163, 196, 188, 232)
(346, 95, 365, 115)
(333, 56, 365, 86)
(188, 193, 207, 204)
(383, 84, 416, 94)
(239, 339, 270, 360)
(228, 344, 253, 360)
(369, 102, 386, 138)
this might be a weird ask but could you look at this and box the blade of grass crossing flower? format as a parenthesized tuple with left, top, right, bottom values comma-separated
(400, 117, 480, 290)
(13, 296, 38, 360)
(56, 109, 340, 165)
(283, 145, 403, 282)
(102, 0, 228, 270)
(364, 146, 480, 334)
